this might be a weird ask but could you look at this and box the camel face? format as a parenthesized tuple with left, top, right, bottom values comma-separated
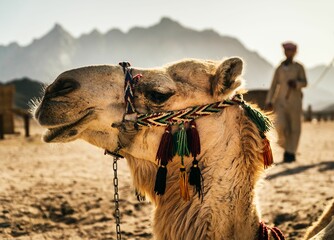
(35, 65, 125, 143)
(35, 58, 243, 151)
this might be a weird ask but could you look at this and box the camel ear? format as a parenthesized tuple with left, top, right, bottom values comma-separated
(211, 57, 243, 98)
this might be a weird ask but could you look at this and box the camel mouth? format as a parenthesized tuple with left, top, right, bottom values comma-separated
(43, 110, 94, 143)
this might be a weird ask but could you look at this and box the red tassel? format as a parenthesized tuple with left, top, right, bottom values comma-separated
(187, 121, 204, 200)
(187, 121, 201, 157)
(263, 136, 273, 169)
(156, 125, 174, 166)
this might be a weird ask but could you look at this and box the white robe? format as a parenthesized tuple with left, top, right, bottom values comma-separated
(265, 61, 307, 154)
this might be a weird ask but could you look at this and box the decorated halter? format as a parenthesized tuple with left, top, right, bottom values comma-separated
(117, 62, 274, 201)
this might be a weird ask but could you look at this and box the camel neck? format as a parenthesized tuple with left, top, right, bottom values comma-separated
(124, 106, 264, 239)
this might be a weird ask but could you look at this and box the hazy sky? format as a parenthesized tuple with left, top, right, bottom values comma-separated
(1, 0, 333, 68)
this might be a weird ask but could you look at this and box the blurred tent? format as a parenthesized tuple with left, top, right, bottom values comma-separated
(0, 85, 15, 136)
(0, 80, 37, 138)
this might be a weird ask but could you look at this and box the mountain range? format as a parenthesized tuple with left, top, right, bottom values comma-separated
(0, 17, 333, 110)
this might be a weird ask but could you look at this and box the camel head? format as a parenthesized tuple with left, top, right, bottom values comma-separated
(35, 57, 244, 160)
(34, 58, 279, 239)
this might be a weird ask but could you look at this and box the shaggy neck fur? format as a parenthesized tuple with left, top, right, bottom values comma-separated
(122, 105, 265, 240)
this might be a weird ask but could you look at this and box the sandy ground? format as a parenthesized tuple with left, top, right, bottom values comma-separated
(0, 120, 333, 240)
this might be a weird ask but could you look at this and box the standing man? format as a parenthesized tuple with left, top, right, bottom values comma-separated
(266, 42, 307, 163)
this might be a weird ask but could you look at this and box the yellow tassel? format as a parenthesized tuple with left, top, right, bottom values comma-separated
(179, 167, 190, 201)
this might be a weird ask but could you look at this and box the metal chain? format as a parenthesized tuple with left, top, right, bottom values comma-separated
(113, 156, 122, 240)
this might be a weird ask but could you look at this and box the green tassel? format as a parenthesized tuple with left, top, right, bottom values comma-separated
(175, 123, 190, 158)
(173, 123, 191, 201)
(172, 131, 178, 157)
(242, 103, 272, 133)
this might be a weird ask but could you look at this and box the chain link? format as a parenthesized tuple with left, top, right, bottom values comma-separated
(113, 156, 122, 240)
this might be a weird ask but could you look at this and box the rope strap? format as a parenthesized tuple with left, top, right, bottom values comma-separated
(119, 62, 142, 115)
(259, 221, 285, 240)
(137, 93, 272, 132)
(137, 99, 235, 127)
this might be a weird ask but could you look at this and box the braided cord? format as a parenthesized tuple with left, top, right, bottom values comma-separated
(137, 100, 234, 127)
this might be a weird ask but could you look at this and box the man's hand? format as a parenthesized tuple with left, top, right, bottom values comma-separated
(287, 79, 297, 88)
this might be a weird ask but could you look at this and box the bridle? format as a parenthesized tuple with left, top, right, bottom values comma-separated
(105, 62, 284, 240)
(104, 62, 139, 240)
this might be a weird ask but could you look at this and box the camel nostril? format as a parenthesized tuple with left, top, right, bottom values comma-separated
(46, 79, 80, 98)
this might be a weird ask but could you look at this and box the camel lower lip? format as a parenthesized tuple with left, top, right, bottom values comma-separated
(43, 111, 92, 142)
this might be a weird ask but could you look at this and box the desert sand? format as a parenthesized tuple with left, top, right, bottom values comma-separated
(0, 120, 333, 240)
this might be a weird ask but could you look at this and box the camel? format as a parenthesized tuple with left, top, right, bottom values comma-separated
(34, 57, 282, 239)
(304, 199, 334, 239)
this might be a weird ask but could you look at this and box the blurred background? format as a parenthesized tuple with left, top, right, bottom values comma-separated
(0, 0, 333, 239)
(1, 0, 334, 111)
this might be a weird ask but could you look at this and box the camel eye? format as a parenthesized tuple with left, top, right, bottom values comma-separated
(145, 90, 174, 104)
(45, 79, 80, 99)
